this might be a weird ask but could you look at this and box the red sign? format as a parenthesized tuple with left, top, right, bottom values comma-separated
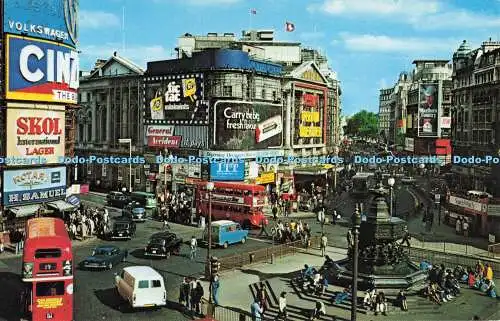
(148, 136, 182, 148)
(17, 117, 63, 135)
(80, 184, 89, 195)
(302, 93, 318, 107)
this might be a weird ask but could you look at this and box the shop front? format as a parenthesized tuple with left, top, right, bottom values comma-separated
(443, 195, 489, 236)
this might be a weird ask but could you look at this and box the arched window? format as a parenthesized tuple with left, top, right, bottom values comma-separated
(86, 110, 92, 142)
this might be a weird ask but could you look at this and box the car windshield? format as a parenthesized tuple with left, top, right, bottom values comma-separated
(114, 223, 128, 230)
(93, 248, 111, 256)
(150, 238, 165, 245)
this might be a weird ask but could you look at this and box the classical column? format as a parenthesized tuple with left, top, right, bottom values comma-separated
(106, 90, 112, 144)
(91, 97, 97, 143)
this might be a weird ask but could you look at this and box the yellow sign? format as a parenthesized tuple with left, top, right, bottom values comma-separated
(407, 114, 413, 129)
(182, 78, 197, 102)
(37, 297, 63, 309)
(299, 126, 322, 138)
(301, 111, 320, 123)
(256, 172, 275, 185)
(300, 69, 324, 83)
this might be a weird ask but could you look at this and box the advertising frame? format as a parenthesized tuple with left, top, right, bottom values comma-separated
(5, 34, 79, 104)
(3, 166, 67, 206)
(213, 100, 283, 150)
(6, 104, 66, 165)
(293, 83, 328, 147)
(3, 0, 78, 48)
(143, 73, 207, 125)
(210, 161, 245, 181)
(417, 81, 441, 138)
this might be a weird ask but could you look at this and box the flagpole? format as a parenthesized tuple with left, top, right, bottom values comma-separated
(249, 10, 253, 30)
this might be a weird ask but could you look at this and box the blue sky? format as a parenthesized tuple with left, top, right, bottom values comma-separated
(79, 0, 500, 115)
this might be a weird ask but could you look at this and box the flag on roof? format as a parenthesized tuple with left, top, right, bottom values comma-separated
(250, 9, 257, 14)
(285, 21, 295, 32)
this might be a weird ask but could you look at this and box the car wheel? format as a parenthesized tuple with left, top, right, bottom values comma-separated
(223, 242, 228, 249)
(108, 262, 113, 270)
(241, 237, 246, 244)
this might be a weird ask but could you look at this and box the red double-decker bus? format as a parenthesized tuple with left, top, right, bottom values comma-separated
(21, 217, 74, 321)
(196, 181, 268, 228)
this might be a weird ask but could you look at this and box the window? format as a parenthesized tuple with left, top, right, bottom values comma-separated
(261, 89, 266, 99)
(223, 85, 232, 96)
(272, 91, 277, 101)
(35, 249, 62, 259)
(151, 280, 162, 288)
(36, 282, 65, 297)
(138, 280, 149, 289)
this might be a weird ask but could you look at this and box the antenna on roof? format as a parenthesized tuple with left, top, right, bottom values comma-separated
(122, 6, 126, 53)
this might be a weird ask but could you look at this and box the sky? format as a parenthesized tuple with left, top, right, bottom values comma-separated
(79, 0, 500, 116)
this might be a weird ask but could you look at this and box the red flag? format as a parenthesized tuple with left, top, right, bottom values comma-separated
(251, 9, 257, 15)
(285, 21, 295, 32)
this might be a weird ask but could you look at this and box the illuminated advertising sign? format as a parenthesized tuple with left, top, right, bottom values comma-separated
(3, 166, 67, 206)
(210, 161, 245, 181)
(6, 35, 79, 104)
(145, 74, 207, 124)
(418, 83, 440, 137)
(214, 101, 283, 150)
(6, 106, 66, 165)
(4, 0, 78, 47)
(147, 136, 182, 148)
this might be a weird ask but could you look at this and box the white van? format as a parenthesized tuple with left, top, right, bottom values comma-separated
(115, 266, 166, 308)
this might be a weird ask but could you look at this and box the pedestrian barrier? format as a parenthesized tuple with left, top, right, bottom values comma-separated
(201, 299, 252, 321)
(218, 240, 303, 271)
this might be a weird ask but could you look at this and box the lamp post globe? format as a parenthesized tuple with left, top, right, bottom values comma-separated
(387, 177, 395, 187)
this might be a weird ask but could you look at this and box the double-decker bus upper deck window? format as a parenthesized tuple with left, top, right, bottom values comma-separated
(35, 249, 62, 259)
(36, 281, 65, 296)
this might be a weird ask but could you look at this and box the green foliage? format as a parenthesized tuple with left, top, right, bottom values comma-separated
(345, 110, 378, 138)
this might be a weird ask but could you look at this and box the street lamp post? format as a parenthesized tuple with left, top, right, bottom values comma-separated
(118, 138, 133, 192)
(351, 204, 361, 321)
(388, 177, 395, 218)
(206, 181, 215, 303)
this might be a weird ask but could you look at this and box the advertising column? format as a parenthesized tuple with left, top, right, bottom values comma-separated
(2, 0, 78, 225)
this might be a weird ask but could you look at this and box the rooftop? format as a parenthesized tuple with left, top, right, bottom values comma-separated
(123, 266, 163, 279)
(412, 59, 450, 64)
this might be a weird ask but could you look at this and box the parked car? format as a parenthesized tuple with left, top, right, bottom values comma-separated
(130, 191, 157, 209)
(107, 191, 130, 208)
(144, 232, 183, 258)
(110, 218, 136, 240)
(401, 176, 416, 184)
(81, 245, 127, 270)
(122, 202, 146, 222)
(115, 266, 166, 308)
(203, 220, 248, 248)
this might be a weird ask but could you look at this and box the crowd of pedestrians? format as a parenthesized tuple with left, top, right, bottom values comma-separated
(64, 205, 110, 240)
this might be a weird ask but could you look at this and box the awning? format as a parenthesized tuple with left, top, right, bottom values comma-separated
(9, 204, 41, 218)
(47, 200, 76, 212)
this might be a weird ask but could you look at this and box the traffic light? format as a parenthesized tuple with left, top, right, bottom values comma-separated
(210, 256, 220, 276)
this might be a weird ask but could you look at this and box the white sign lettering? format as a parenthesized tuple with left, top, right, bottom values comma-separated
(165, 82, 181, 103)
(146, 126, 174, 137)
(8, 20, 70, 41)
(449, 195, 487, 213)
(223, 107, 260, 130)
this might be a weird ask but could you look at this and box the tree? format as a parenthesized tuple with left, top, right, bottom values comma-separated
(345, 110, 378, 139)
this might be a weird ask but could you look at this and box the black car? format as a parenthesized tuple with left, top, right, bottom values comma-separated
(122, 202, 147, 222)
(109, 218, 136, 240)
(144, 232, 182, 258)
(81, 245, 128, 270)
(107, 191, 130, 208)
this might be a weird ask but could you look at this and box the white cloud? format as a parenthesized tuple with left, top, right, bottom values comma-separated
(310, 0, 500, 30)
(340, 33, 457, 53)
(80, 44, 173, 68)
(80, 10, 120, 29)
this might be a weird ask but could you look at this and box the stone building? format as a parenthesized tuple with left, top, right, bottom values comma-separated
(75, 53, 146, 192)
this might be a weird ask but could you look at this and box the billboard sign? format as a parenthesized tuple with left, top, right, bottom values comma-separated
(146, 125, 174, 137)
(6, 34, 79, 104)
(147, 136, 182, 148)
(3, 166, 67, 206)
(214, 101, 283, 150)
(145, 125, 208, 149)
(4, 0, 78, 47)
(6, 106, 66, 165)
(144, 74, 206, 124)
(210, 161, 245, 181)
(418, 83, 439, 137)
(440, 116, 451, 129)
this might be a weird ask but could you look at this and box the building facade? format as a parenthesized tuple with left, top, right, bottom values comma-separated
(75, 53, 146, 192)
(451, 39, 500, 194)
(404, 60, 453, 164)
(378, 87, 395, 144)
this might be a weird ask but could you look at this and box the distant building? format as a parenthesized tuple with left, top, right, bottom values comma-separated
(75, 53, 145, 192)
(378, 87, 395, 143)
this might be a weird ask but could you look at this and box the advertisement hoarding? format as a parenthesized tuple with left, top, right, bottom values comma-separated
(144, 74, 207, 124)
(255, 172, 275, 185)
(6, 106, 66, 165)
(3, 0, 78, 48)
(440, 116, 451, 129)
(147, 136, 182, 148)
(145, 125, 208, 149)
(214, 101, 283, 150)
(418, 82, 440, 137)
(6, 34, 79, 104)
(404, 137, 414, 152)
(3, 166, 67, 206)
(449, 195, 487, 214)
(210, 161, 245, 181)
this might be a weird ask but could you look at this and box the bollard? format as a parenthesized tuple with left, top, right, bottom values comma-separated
(250, 253, 255, 263)
(271, 253, 275, 264)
